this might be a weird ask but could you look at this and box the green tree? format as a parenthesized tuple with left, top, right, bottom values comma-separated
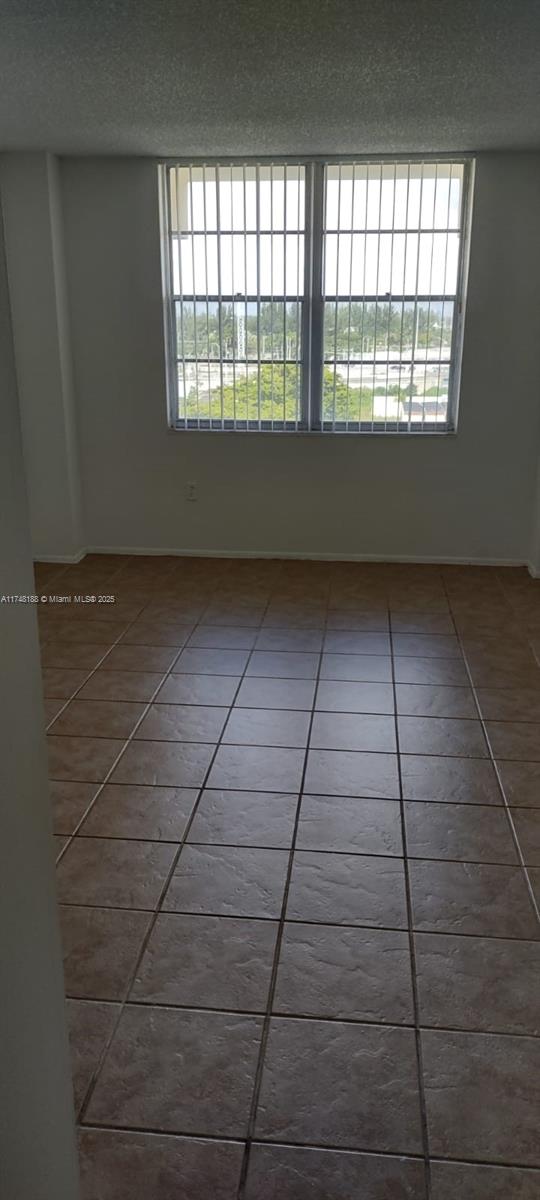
(183, 363, 376, 423)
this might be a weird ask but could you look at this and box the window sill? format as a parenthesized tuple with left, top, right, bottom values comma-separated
(167, 423, 457, 437)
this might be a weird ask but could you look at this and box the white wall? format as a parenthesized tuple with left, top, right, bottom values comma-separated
(0, 190, 81, 1200)
(0, 153, 84, 561)
(44, 153, 540, 561)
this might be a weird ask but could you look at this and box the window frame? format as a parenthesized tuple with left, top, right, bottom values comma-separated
(159, 154, 474, 435)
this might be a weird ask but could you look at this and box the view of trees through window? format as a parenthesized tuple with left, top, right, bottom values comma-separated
(166, 161, 467, 429)
(176, 299, 452, 423)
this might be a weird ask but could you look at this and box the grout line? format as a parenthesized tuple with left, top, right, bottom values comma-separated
(65, 997, 540, 1041)
(49, 775, 540, 810)
(57, 899, 540, 941)
(57, 828, 532, 870)
(442, 578, 540, 927)
(76, 1114, 540, 1174)
(388, 614, 432, 1200)
(235, 579, 331, 1199)
(46, 730, 510, 762)
(47, 696, 540, 727)
(75, 1117, 540, 1173)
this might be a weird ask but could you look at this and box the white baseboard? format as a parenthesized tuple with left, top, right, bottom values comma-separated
(34, 549, 87, 564)
(84, 544, 527, 568)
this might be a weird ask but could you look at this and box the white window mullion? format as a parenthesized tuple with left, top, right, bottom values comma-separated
(306, 161, 325, 431)
(300, 161, 313, 430)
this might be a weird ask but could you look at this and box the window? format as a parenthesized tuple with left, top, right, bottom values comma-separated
(161, 158, 472, 433)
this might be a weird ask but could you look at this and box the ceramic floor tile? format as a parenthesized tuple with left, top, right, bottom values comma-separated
(429, 1161, 540, 1199)
(60, 905, 151, 1000)
(329, 591, 387, 612)
(223, 707, 311, 748)
(529, 867, 540, 908)
(49, 699, 145, 739)
(462, 639, 534, 668)
(101, 645, 180, 672)
(486, 721, 540, 761)
(207, 745, 305, 792)
(135, 703, 228, 743)
(286, 851, 408, 928)
(187, 789, 297, 848)
(143, 603, 206, 622)
(511, 808, 540, 864)
(120, 619, 191, 647)
(56, 837, 177, 908)
(392, 634, 461, 658)
(466, 662, 540, 690)
(255, 1018, 423, 1153)
(41, 619, 127, 645)
(476, 688, 540, 722)
(110, 740, 214, 787)
(398, 716, 488, 758)
(67, 998, 119, 1112)
(396, 684, 477, 719)
(497, 760, 540, 807)
(44, 696, 67, 724)
(157, 673, 240, 706)
(274, 923, 414, 1024)
(245, 1144, 426, 1199)
(172, 647, 251, 675)
(78, 1128, 244, 1200)
(187, 625, 258, 649)
(327, 610, 390, 631)
(391, 613, 454, 635)
(304, 749, 400, 798)
(323, 632, 391, 655)
(310, 712, 396, 753)
(262, 608, 325, 630)
(42, 667, 91, 698)
(387, 589, 448, 614)
(86, 1006, 263, 1136)
(315, 680, 395, 714)
(401, 755, 501, 804)
(132, 912, 278, 1010)
(41, 643, 112, 671)
(234, 677, 316, 710)
(255, 628, 324, 652)
(79, 784, 198, 840)
(164, 844, 289, 918)
(246, 651, 320, 679)
(49, 781, 98, 834)
(319, 654, 392, 682)
(78, 670, 165, 701)
(206, 607, 265, 627)
(393, 657, 470, 686)
(409, 860, 538, 938)
(296, 794, 402, 856)
(421, 1028, 540, 1165)
(405, 801, 518, 863)
(48, 735, 125, 782)
(415, 932, 540, 1035)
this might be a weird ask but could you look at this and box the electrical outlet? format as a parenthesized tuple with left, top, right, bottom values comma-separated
(186, 481, 197, 502)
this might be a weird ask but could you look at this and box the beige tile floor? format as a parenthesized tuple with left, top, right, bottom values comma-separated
(34, 554, 540, 1199)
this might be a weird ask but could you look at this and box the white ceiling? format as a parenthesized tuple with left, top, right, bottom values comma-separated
(1, 0, 540, 156)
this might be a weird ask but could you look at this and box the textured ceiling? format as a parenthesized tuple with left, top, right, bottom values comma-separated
(0, 0, 540, 155)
